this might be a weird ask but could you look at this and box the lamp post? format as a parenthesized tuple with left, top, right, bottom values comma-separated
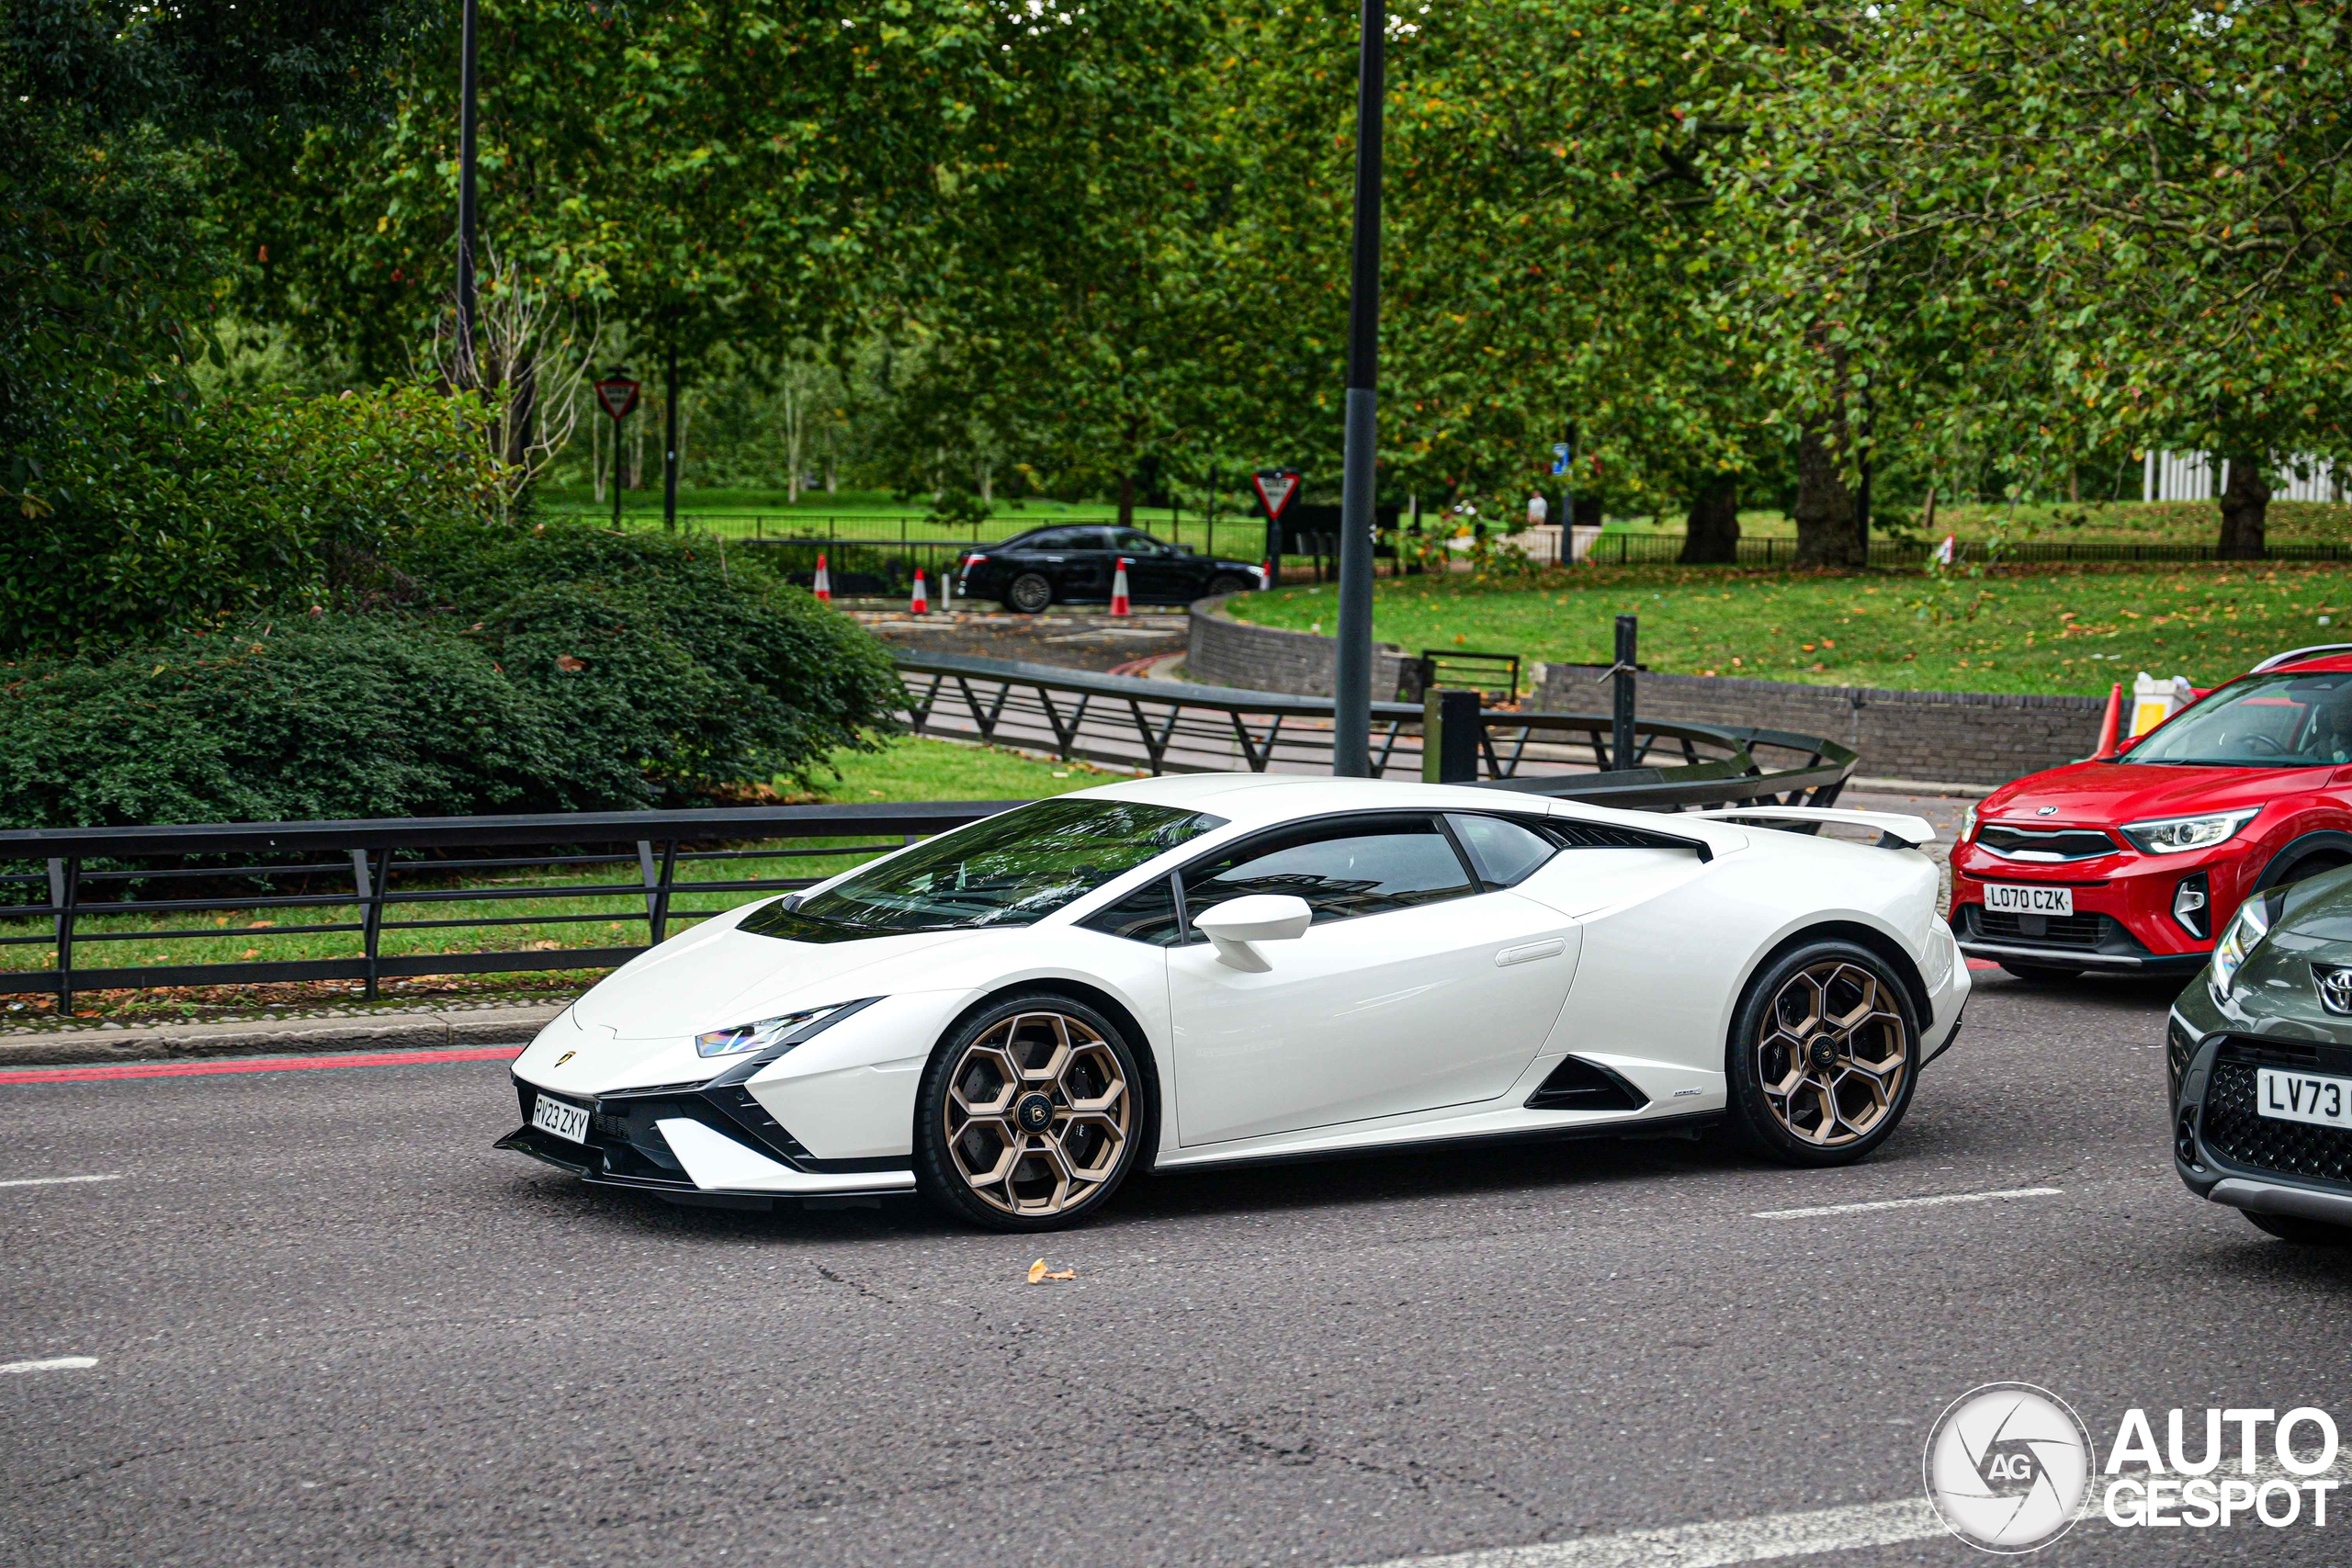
(1332, 0, 1385, 777)
(455, 0, 481, 388)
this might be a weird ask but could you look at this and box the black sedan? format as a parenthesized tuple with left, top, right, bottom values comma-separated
(2172, 863, 2352, 1243)
(956, 525, 1263, 613)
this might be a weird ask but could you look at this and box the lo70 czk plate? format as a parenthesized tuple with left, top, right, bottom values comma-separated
(1984, 883, 2073, 917)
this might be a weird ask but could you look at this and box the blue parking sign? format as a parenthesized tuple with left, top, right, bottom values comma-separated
(1549, 442, 1571, 476)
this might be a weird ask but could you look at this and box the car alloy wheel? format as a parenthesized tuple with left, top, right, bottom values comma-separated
(917, 996, 1140, 1229)
(1006, 572, 1054, 614)
(1727, 939, 1918, 1166)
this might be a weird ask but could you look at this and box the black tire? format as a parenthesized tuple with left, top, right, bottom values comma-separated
(914, 992, 1146, 1232)
(1004, 572, 1054, 615)
(2243, 1209, 2352, 1245)
(1999, 961, 2085, 982)
(1726, 938, 1921, 1167)
(1204, 572, 1258, 599)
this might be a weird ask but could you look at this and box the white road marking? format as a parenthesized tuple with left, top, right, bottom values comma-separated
(1345, 1497, 1941, 1568)
(0, 1173, 122, 1190)
(0, 1357, 97, 1374)
(1751, 1186, 2063, 1220)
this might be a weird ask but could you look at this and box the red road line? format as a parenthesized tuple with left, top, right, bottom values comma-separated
(0, 1045, 525, 1085)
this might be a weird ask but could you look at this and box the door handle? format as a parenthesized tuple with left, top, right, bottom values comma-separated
(1495, 939, 1566, 967)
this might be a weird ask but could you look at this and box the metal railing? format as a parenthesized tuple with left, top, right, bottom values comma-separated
(894, 651, 1855, 807)
(0, 803, 1016, 1013)
(1566, 533, 2352, 567)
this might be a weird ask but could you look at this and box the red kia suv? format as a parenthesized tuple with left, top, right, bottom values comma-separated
(1951, 646, 2352, 980)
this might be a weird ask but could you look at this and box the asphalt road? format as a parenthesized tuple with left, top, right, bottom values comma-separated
(6, 970, 2352, 1567)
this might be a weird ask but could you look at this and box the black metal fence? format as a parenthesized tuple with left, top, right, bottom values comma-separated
(0, 804, 1014, 1013)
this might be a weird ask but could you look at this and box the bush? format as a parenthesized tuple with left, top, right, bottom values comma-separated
(1, 382, 497, 654)
(0, 521, 910, 827)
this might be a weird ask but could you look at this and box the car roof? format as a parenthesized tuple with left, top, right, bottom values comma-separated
(1068, 772, 1751, 847)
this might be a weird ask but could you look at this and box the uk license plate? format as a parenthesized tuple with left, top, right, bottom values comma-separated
(1984, 883, 2074, 917)
(2257, 1067, 2352, 1129)
(532, 1093, 590, 1145)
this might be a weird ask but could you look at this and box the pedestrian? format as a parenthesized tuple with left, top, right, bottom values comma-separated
(1526, 491, 1550, 528)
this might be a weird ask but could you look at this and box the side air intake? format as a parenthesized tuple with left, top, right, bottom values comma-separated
(1525, 1055, 1650, 1112)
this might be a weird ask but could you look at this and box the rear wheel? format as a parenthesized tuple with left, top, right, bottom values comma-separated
(1727, 939, 1919, 1167)
(1999, 961, 2085, 982)
(2244, 1210, 2352, 1245)
(1004, 572, 1054, 614)
(914, 994, 1144, 1232)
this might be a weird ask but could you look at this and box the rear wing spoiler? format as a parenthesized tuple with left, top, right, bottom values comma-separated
(1687, 806, 1938, 851)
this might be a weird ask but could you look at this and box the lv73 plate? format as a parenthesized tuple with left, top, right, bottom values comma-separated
(1983, 883, 2074, 917)
(532, 1093, 591, 1145)
(2256, 1066, 2352, 1129)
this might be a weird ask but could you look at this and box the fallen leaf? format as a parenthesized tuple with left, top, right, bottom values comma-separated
(555, 654, 585, 672)
(1025, 1259, 1078, 1284)
(1027, 1258, 1046, 1284)
(1821, 638, 1835, 649)
(248, 920, 275, 929)
(1801, 643, 1816, 652)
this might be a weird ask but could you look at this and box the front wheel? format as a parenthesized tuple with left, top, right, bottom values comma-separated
(1004, 572, 1054, 615)
(1204, 572, 1258, 599)
(1726, 939, 1920, 1167)
(914, 993, 1144, 1231)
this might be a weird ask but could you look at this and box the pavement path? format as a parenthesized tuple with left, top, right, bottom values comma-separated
(5, 971, 2346, 1566)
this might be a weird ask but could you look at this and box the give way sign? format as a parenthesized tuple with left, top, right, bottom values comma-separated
(1252, 468, 1302, 521)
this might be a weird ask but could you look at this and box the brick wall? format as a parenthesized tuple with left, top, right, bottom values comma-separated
(1186, 601, 2106, 785)
(1533, 664, 2105, 786)
(1186, 597, 1415, 699)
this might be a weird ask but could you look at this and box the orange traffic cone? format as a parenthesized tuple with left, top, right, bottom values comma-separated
(812, 552, 831, 603)
(2093, 682, 2123, 757)
(910, 569, 929, 615)
(1109, 556, 1132, 616)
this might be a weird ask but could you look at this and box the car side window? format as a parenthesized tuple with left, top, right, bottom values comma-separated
(1181, 816, 1473, 931)
(1080, 874, 1184, 946)
(1114, 530, 1165, 556)
(1023, 528, 1082, 550)
(1446, 814, 1558, 888)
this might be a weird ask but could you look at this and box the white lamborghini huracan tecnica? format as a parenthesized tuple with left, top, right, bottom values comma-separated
(501, 774, 1968, 1230)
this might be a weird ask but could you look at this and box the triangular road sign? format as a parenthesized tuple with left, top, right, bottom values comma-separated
(594, 378, 641, 422)
(1252, 468, 1301, 521)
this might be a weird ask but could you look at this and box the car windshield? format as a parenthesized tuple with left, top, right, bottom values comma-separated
(2126, 670, 2352, 768)
(740, 799, 1226, 941)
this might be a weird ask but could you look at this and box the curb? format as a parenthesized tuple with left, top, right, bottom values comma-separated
(0, 1003, 566, 1070)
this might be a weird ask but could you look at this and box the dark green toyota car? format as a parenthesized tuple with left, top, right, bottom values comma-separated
(2173, 863, 2352, 1242)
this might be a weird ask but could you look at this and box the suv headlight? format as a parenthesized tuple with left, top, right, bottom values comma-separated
(696, 1002, 853, 1058)
(2211, 897, 2274, 994)
(2121, 808, 2260, 856)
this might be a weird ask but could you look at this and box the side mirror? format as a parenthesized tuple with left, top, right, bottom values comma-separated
(1193, 894, 1313, 971)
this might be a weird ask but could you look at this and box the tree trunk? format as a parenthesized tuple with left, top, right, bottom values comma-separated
(1117, 473, 1136, 530)
(2218, 455, 2270, 559)
(503, 353, 537, 468)
(1679, 473, 1741, 564)
(1793, 421, 1861, 567)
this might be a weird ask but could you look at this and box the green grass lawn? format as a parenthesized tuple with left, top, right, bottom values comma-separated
(1230, 562, 2352, 697)
(3, 737, 1127, 1016)
(1548, 499, 2352, 547)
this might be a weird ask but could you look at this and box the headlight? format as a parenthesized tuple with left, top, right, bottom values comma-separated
(696, 1002, 850, 1058)
(1961, 803, 1978, 841)
(2211, 897, 2274, 994)
(2121, 807, 2260, 856)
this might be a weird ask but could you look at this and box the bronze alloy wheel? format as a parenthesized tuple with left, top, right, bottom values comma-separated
(1754, 958, 1911, 1148)
(941, 1008, 1131, 1220)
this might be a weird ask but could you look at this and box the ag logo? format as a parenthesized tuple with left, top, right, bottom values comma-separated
(1924, 1382, 2095, 1553)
